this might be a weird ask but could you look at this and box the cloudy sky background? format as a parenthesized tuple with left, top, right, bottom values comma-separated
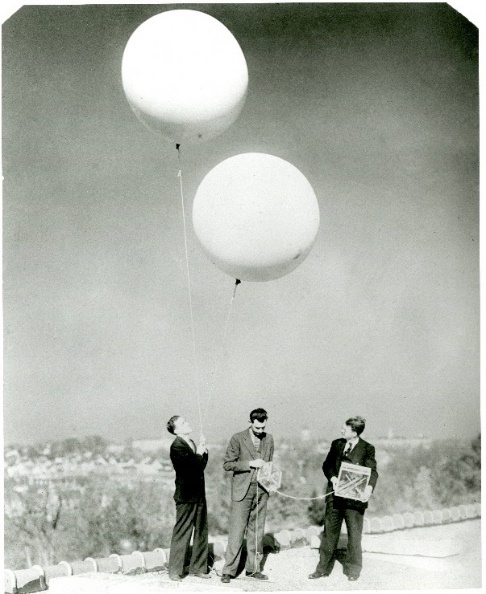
(2, 2, 479, 445)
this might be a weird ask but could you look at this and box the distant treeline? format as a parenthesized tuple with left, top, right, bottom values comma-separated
(4, 434, 480, 570)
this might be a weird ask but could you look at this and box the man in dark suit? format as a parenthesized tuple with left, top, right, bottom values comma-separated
(220, 408, 274, 583)
(309, 416, 378, 582)
(166, 415, 210, 582)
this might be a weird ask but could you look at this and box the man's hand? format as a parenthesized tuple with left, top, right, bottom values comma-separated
(249, 458, 265, 468)
(197, 435, 207, 455)
(361, 485, 373, 502)
(330, 476, 338, 489)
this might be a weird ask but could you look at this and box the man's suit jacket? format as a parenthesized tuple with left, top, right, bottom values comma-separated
(170, 436, 208, 503)
(223, 429, 274, 501)
(323, 437, 378, 512)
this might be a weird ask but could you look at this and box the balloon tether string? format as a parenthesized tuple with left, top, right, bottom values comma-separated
(202, 278, 241, 427)
(273, 489, 334, 501)
(176, 144, 203, 436)
(255, 482, 259, 574)
(252, 483, 334, 574)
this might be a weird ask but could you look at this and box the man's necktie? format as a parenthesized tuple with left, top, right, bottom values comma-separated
(344, 443, 352, 456)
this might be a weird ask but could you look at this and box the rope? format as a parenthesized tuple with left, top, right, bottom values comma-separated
(251, 483, 332, 576)
(273, 489, 334, 501)
(176, 144, 203, 435)
(201, 278, 241, 427)
(255, 481, 259, 574)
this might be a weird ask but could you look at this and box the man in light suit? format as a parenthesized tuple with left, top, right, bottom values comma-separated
(309, 416, 378, 582)
(221, 408, 274, 583)
(166, 416, 210, 582)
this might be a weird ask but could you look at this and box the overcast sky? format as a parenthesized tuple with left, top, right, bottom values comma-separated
(2, 3, 479, 446)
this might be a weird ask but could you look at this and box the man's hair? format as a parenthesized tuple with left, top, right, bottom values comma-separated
(167, 415, 180, 435)
(346, 416, 366, 436)
(250, 408, 268, 423)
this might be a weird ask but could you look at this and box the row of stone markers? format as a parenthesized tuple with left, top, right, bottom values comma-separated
(4, 502, 480, 594)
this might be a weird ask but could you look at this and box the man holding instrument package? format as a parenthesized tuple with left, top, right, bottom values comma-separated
(220, 408, 274, 583)
(309, 416, 378, 582)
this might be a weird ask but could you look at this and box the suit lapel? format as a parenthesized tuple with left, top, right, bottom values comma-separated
(338, 439, 347, 459)
(177, 436, 195, 454)
(261, 434, 268, 460)
(242, 430, 257, 459)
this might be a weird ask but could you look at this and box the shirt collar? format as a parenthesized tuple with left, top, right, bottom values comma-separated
(181, 436, 195, 450)
(249, 428, 264, 441)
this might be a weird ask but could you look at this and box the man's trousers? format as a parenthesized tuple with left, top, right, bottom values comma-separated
(223, 483, 268, 576)
(316, 501, 364, 579)
(168, 499, 208, 576)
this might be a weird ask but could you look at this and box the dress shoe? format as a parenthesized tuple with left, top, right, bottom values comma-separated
(190, 572, 211, 579)
(221, 574, 231, 583)
(348, 576, 359, 581)
(308, 571, 330, 579)
(169, 574, 182, 582)
(245, 571, 268, 580)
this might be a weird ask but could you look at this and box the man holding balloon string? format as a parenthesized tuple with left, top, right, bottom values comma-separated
(166, 416, 210, 581)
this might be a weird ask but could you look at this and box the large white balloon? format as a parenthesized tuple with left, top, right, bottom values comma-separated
(121, 10, 248, 144)
(193, 153, 320, 282)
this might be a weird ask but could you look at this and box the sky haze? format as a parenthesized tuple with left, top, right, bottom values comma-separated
(2, 2, 479, 446)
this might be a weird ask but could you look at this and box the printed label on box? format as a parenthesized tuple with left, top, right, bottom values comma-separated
(335, 462, 371, 501)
